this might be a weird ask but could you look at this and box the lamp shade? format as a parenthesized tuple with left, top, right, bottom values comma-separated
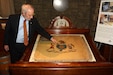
(53, 0, 68, 12)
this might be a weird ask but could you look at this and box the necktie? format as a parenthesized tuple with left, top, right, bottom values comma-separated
(23, 20, 28, 46)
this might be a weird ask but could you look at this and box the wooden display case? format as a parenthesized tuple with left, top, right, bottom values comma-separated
(9, 28, 113, 75)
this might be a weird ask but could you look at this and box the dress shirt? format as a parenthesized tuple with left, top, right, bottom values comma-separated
(16, 15, 29, 43)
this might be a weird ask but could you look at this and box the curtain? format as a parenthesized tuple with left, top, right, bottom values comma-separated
(0, 0, 15, 17)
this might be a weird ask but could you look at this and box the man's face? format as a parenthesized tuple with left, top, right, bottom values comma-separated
(24, 9, 34, 20)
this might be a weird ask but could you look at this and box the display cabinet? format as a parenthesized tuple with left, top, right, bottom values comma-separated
(9, 28, 113, 75)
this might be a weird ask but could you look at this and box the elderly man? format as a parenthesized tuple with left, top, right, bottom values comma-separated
(4, 4, 56, 63)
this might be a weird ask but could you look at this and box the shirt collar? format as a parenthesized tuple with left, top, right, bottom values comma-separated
(20, 14, 26, 21)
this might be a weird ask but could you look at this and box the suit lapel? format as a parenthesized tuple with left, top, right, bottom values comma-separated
(29, 20, 32, 40)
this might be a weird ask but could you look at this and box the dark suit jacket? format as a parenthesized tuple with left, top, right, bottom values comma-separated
(4, 14, 52, 47)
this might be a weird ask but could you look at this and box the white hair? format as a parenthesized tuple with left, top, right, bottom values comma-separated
(21, 4, 34, 14)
